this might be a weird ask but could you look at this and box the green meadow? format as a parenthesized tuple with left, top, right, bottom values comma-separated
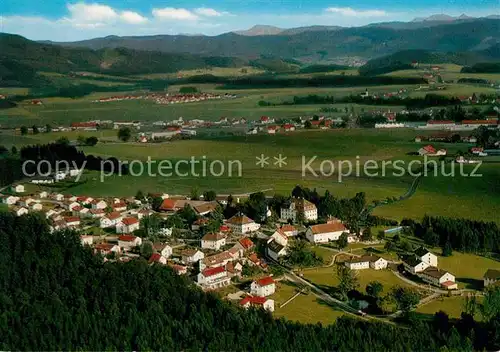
(6, 128, 499, 223)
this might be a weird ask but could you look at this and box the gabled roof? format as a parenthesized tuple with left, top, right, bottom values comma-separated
(64, 216, 80, 223)
(240, 296, 268, 306)
(105, 212, 122, 220)
(280, 224, 296, 233)
(121, 217, 139, 226)
(118, 235, 138, 242)
(159, 199, 179, 211)
(402, 254, 423, 267)
(484, 269, 500, 280)
(268, 240, 285, 253)
(202, 232, 226, 241)
(202, 266, 225, 277)
(238, 237, 254, 250)
(256, 276, 275, 287)
(309, 222, 346, 234)
(181, 248, 202, 257)
(149, 253, 163, 263)
(421, 266, 451, 279)
(414, 246, 431, 257)
(227, 213, 254, 225)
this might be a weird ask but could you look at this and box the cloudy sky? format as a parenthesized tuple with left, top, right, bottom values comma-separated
(1, 0, 498, 41)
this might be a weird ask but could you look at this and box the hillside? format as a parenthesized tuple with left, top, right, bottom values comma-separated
(359, 49, 500, 76)
(45, 19, 500, 61)
(0, 33, 246, 85)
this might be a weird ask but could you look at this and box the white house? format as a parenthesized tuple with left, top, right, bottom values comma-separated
(197, 266, 231, 290)
(91, 200, 108, 210)
(100, 212, 123, 228)
(402, 255, 429, 274)
(38, 191, 48, 199)
(67, 201, 80, 210)
(370, 256, 389, 270)
(11, 184, 25, 193)
(12, 206, 28, 217)
(418, 267, 457, 290)
(280, 198, 318, 222)
(118, 235, 142, 250)
(250, 276, 276, 297)
(64, 217, 81, 227)
(484, 269, 500, 288)
(54, 172, 67, 181)
(94, 243, 121, 256)
(2, 195, 20, 205)
(268, 229, 289, 247)
(267, 240, 287, 261)
(181, 249, 205, 264)
(414, 247, 438, 267)
(80, 235, 94, 246)
(306, 221, 348, 244)
(153, 243, 173, 258)
(201, 232, 227, 251)
(344, 255, 388, 270)
(148, 253, 167, 265)
(226, 213, 260, 235)
(239, 296, 275, 312)
(30, 203, 43, 211)
(280, 224, 298, 237)
(116, 217, 140, 234)
(89, 209, 105, 218)
(112, 202, 127, 212)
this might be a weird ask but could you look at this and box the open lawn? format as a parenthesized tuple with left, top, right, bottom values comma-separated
(6, 128, 500, 223)
(272, 280, 346, 325)
(0, 84, 415, 127)
(416, 295, 483, 320)
(431, 251, 500, 290)
(301, 265, 414, 293)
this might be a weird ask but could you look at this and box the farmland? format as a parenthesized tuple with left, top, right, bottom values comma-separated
(4, 128, 500, 223)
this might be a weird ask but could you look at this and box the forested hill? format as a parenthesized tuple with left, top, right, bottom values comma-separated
(46, 19, 500, 60)
(0, 33, 246, 84)
(0, 212, 499, 350)
(359, 48, 500, 76)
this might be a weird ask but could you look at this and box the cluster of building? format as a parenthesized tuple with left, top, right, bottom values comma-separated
(417, 145, 447, 157)
(402, 247, 458, 290)
(147, 92, 234, 105)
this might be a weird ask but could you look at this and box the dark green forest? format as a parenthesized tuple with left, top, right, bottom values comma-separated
(2, 212, 500, 350)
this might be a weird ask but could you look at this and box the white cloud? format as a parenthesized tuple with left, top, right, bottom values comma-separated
(325, 7, 388, 17)
(67, 2, 118, 23)
(152, 7, 199, 21)
(194, 8, 224, 17)
(120, 11, 147, 24)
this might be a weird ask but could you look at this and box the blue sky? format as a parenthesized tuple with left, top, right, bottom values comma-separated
(1, 0, 498, 41)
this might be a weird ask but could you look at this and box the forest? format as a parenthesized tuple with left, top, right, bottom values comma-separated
(1, 212, 500, 350)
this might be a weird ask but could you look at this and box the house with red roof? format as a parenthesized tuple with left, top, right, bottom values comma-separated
(94, 243, 120, 256)
(80, 235, 93, 246)
(91, 199, 107, 210)
(116, 217, 140, 234)
(267, 125, 278, 134)
(118, 235, 142, 250)
(250, 276, 276, 297)
(418, 145, 437, 155)
(100, 212, 123, 228)
(260, 116, 274, 124)
(169, 263, 188, 275)
(148, 253, 167, 265)
(237, 237, 254, 251)
(239, 296, 275, 312)
(64, 216, 81, 227)
(112, 202, 127, 212)
(197, 266, 231, 290)
(283, 123, 295, 132)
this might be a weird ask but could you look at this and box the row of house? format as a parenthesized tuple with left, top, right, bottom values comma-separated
(402, 247, 458, 290)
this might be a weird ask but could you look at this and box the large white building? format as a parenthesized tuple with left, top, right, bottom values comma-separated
(197, 266, 231, 290)
(250, 277, 276, 297)
(418, 267, 457, 290)
(344, 255, 388, 270)
(305, 220, 348, 244)
(116, 217, 140, 233)
(226, 213, 260, 235)
(201, 232, 227, 251)
(280, 198, 318, 222)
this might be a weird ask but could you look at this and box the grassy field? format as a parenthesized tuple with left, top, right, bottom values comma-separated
(5, 128, 500, 223)
(431, 251, 500, 289)
(386, 63, 500, 83)
(272, 280, 346, 325)
(301, 265, 414, 293)
(416, 295, 483, 320)
(0, 84, 414, 127)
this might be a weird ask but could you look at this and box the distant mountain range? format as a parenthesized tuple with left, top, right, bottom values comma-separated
(39, 18, 500, 62)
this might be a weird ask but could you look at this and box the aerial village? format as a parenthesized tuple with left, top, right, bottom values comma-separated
(3, 179, 499, 317)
